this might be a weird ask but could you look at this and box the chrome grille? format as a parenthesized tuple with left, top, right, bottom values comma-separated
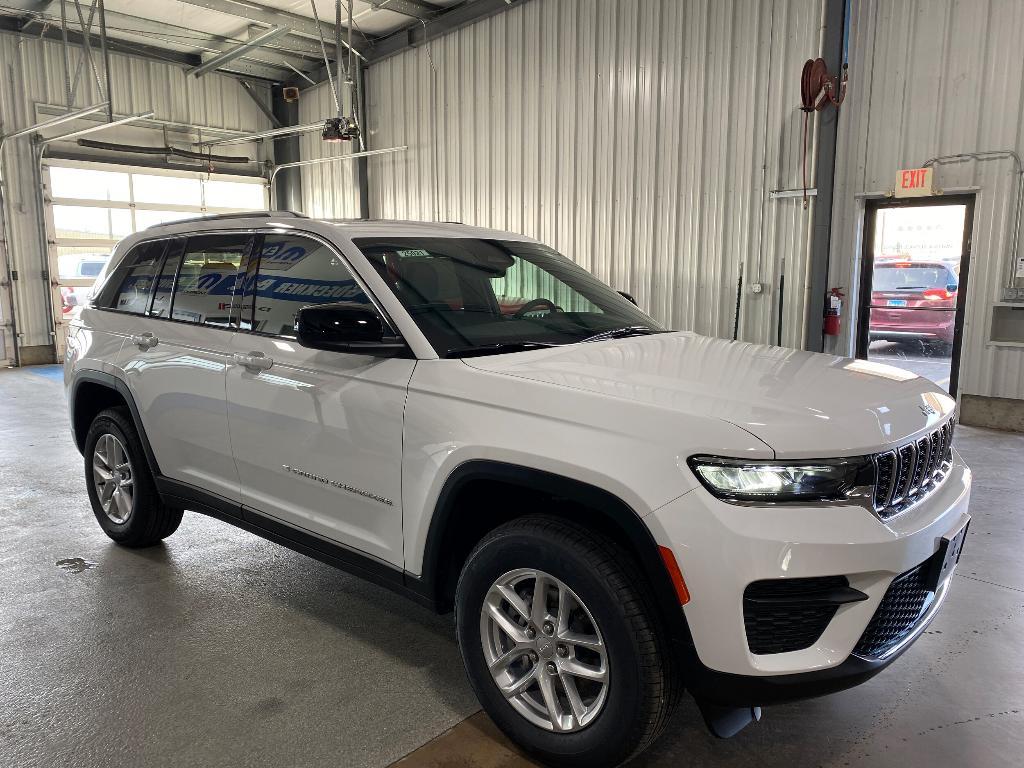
(872, 420, 954, 519)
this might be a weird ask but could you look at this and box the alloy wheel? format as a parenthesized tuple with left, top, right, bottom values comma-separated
(92, 433, 135, 524)
(479, 568, 609, 732)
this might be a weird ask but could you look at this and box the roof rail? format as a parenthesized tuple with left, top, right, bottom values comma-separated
(144, 210, 307, 229)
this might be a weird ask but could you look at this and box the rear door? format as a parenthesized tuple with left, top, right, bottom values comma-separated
(225, 231, 413, 567)
(115, 232, 253, 502)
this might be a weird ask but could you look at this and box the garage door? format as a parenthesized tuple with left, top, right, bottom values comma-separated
(41, 160, 268, 357)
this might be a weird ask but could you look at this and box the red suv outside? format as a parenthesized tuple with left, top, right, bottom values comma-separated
(869, 260, 959, 346)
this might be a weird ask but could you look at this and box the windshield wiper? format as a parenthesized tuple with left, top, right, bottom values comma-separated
(447, 341, 563, 359)
(579, 326, 661, 343)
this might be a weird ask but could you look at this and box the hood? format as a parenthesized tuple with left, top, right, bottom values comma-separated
(463, 332, 955, 458)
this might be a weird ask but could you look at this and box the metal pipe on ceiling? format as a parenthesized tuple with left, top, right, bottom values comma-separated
(342, 0, 350, 118)
(1, 102, 111, 142)
(268, 145, 408, 196)
(40, 111, 156, 145)
(97, 0, 114, 120)
(59, 0, 72, 108)
(280, 59, 316, 85)
(922, 150, 1024, 288)
(196, 121, 326, 147)
(310, 0, 341, 114)
(35, 102, 255, 141)
(71, 0, 106, 99)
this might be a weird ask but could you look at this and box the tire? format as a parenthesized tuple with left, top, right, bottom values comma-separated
(455, 516, 679, 768)
(84, 407, 183, 547)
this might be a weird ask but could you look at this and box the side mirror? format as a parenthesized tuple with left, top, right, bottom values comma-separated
(295, 302, 406, 356)
(617, 290, 638, 306)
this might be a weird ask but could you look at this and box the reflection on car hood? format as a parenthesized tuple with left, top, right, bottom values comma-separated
(462, 332, 956, 457)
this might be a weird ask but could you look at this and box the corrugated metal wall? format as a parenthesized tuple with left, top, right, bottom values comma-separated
(0, 31, 272, 357)
(346, 0, 824, 346)
(297, 80, 362, 219)
(831, 0, 1024, 400)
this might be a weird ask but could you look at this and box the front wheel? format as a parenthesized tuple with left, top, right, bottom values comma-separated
(455, 516, 679, 767)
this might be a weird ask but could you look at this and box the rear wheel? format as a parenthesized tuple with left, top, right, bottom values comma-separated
(455, 516, 678, 767)
(84, 408, 182, 547)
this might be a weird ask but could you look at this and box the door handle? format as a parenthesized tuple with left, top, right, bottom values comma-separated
(232, 352, 273, 371)
(130, 333, 159, 349)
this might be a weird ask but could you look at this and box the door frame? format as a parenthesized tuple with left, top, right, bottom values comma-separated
(855, 194, 975, 396)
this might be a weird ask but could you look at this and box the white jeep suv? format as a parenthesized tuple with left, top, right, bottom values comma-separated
(65, 212, 971, 767)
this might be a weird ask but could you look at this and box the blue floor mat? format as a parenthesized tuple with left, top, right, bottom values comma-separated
(26, 365, 63, 381)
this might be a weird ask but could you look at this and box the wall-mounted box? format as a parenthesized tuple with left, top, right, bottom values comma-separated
(990, 304, 1024, 344)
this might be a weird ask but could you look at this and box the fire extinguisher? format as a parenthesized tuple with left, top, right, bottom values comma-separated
(823, 287, 845, 336)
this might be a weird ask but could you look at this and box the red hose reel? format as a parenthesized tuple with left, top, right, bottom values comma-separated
(800, 58, 848, 113)
(799, 58, 849, 207)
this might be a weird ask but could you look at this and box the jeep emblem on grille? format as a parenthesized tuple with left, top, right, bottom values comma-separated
(918, 404, 936, 416)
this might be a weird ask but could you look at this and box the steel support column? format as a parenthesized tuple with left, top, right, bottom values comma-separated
(804, 0, 847, 352)
(356, 60, 369, 218)
(271, 88, 303, 211)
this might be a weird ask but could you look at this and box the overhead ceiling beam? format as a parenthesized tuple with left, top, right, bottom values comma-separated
(0, 13, 202, 69)
(289, 0, 528, 85)
(16, 3, 336, 63)
(176, 0, 368, 57)
(367, 0, 441, 21)
(7, 11, 296, 82)
(367, 0, 528, 63)
(189, 24, 290, 77)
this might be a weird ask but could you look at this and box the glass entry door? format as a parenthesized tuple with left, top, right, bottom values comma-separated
(856, 196, 974, 395)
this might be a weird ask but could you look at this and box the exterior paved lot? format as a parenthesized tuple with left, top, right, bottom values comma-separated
(2, 366, 1021, 768)
(869, 340, 952, 390)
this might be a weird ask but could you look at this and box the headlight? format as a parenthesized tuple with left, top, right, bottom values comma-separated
(688, 455, 874, 503)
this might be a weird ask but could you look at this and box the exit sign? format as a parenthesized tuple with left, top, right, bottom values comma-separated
(895, 167, 934, 198)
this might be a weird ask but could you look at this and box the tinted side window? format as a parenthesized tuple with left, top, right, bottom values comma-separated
(249, 234, 370, 337)
(97, 240, 167, 313)
(171, 234, 252, 326)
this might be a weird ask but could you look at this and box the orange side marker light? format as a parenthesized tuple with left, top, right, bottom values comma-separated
(658, 545, 691, 606)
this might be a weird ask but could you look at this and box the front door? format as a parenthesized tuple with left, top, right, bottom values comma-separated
(225, 231, 413, 567)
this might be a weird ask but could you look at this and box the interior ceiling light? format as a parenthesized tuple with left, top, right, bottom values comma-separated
(322, 117, 360, 143)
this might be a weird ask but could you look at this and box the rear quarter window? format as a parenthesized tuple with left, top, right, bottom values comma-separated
(94, 240, 167, 314)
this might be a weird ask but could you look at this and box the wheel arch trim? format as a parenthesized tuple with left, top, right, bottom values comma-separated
(420, 460, 692, 642)
(69, 369, 162, 477)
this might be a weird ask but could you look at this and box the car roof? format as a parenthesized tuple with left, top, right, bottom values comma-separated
(129, 211, 537, 244)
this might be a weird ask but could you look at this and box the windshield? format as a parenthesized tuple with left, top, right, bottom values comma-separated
(354, 237, 665, 357)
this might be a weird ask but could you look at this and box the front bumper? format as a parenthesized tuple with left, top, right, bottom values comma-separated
(645, 451, 971, 698)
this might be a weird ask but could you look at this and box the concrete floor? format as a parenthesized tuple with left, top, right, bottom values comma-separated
(2, 365, 1022, 768)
